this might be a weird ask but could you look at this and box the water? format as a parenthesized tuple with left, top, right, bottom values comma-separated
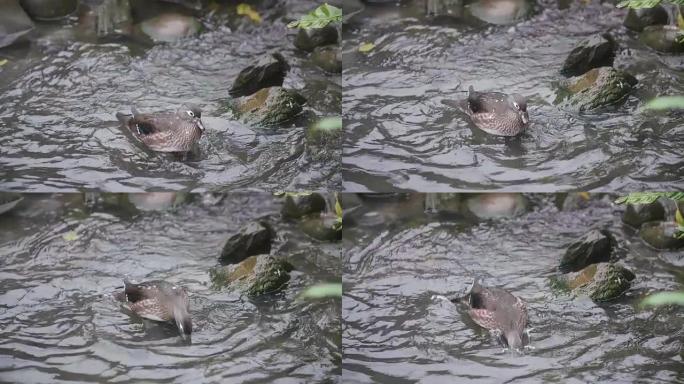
(0, 193, 341, 383)
(342, 1, 684, 192)
(342, 194, 684, 383)
(0, 1, 341, 192)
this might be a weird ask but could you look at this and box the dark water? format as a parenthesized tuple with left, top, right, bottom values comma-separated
(0, 193, 341, 383)
(342, 194, 684, 383)
(342, 1, 684, 192)
(0, 1, 341, 192)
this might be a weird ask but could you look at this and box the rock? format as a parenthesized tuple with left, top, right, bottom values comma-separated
(639, 221, 684, 250)
(210, 254, 293, 296)
(622, 202, 665, 229)
(556, 67, 637, 112)
(0, 0, 34, 48)
(311, 45, 342, 74)
(281, 193, 327, 220)
(556, 192, 591, 211)
(0, 193, 23, 215)
(139, 13, 200, 43)
(306, 117, 342, 147)
(294, 24, 339, 52)
(233, 86, 306, 127)
(467, 0, 533, 25)
(19, 0, 77, 20)
(426, 0, 464, 19)
(560, 229, 614, 273)
(624, 6, 668, 32)
(229, 53, 290, 98)
(299, 213, 342, 242)
(464, 193, 528, 219)
(219, 221, 275, 265)
(561, 33, 617, 77)
(553, 262, 635, 302)
(639, 25, 684, 54)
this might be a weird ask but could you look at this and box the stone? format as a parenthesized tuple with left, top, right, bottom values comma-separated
(639, 25, 684, 54)
(556, 67, 637, 112)
(622, 202, 666, 229)
(233, 86, 306, 127)
(294, 24, 339, 52)
(639, 221, 684, 250)
(299, 214, 342, 242)
(139, 13, 201, 43)
(19, 0, 77, 20)
(311, 45, 342, 74)
(210, 254, 293, 296)
(229, 53, 290, 98)
(560, 229, 614, 273)
(624, 5, 668, 32)
(281, 193, 327, 220)
(0, 0, 34, 48)
(219, 221, 275, 265)
(561, 33, 617, 77)
(553, 262, 635, 302)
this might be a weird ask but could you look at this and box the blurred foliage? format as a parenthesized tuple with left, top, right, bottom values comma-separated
(359, 42, 375, 53)
(641, 291, 684, 306)
(644, 96, 684, 110)
(616, 192, 684, 239)
(617, 0, 684, 8)
(333, 192, 342, 231)
(237, 3, 261, 23)
(288, 3, 342, 29)
(299, 283, 342, 299)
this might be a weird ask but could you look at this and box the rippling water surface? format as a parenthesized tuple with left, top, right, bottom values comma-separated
(0, 0, 340, 191)
(0, 193, 341, 383)
(342, 1, 684, 191)
(343, 194, 683, 383)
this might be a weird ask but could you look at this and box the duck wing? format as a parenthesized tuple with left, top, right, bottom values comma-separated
(468, 89, 507, 115)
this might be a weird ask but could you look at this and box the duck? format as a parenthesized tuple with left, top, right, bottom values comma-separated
(114, 279, 192, 338)
(115, 104, 205, 157)
(455, 278, 529, 350)
(445, 86, 529, 136)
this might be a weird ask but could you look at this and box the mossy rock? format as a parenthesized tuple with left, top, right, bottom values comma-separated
(622, 202, 665, 229)
(294, 24, 339, 52)
(639, 25, 684, 54)
(282, 193, 327, 220)
(556, 67, 637, 112)
(311, 45, 342, 74)
(561, 33, 616, 77)
(20, 0, 77, 20)
(233, 87, 306, 127)
(560, 229, 614, 273)
(229, 53, 290, 98)
(624, 6, 668, 32)
(220, 221, 275, 265)
(553, 262, 635, 301)
(299, 214, 342, 242)
(639, 221, 684, 250)
(210, 254, 293, 296)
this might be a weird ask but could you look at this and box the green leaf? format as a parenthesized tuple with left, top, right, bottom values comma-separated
(617, 0, 661, 8)
(314, 117, 342, 131)
(641, 291, 684, 307)
(63, 231, 79, 242)
(644, 96, 684, 110)
(359, 42, 375, 53)
(237, 3, 262, 23)
(288, 3, 342, 29)
(335, 193, 343, 218)
(299, 283, 342, 299)
(615, 192, 684, 205)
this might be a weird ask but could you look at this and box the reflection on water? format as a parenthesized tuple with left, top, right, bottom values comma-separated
(0, 1, 341, 191)
(342, 1, 684, 191)
(0, 193, 341, 383)
(343, 194, 683, 383)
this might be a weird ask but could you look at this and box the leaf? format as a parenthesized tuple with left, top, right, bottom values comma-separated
(617, 0, 662, 8)
(676, 208, 684, 227)
(237, 3, 261, 23)
(641, 291, 684, 307)
(299, 283, 342, 299)
(288, 3, 342, 29)
(359, 42, 375, 53)
(63, 231, 79, 242)
(314, 116, 342, 131)
(615, 192, 684, 205)
(644, 96, 684, 110)
(0, 59, 7, 67)
(335, 194, 343, 218)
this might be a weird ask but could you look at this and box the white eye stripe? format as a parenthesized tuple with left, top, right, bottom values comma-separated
(186, 110, 195, 117)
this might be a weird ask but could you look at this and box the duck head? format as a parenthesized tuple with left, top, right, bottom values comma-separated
(178, 104, 205, 132)
(172, 299, 193, 338)
(508, 94, 528, 125)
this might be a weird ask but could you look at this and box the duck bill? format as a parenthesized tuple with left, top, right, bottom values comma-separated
(521, 112, 529, 125)
(196, 119, 206, 132)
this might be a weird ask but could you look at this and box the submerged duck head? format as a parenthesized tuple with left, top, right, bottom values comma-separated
(177, 104, 205, 132)
(462, 279, 529, 351)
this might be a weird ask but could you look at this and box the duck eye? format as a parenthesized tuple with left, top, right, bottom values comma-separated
(513, 102, 520, 110)
(186, 110, 195, 117)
